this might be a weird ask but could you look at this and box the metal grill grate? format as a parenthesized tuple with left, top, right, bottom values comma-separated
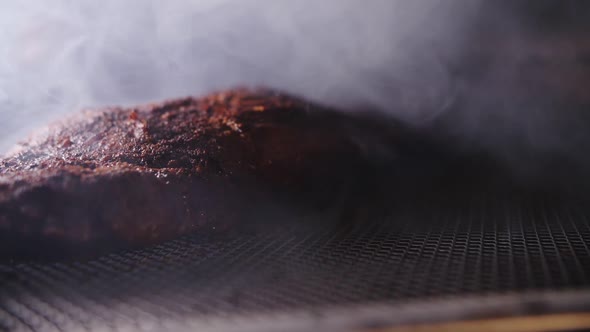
(1, 194, 590, 331)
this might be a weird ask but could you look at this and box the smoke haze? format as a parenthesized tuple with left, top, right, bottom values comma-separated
(0, 0, 476, 149)
(1, 0, 589, 176)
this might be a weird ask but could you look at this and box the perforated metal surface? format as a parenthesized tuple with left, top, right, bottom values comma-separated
(1, 193, 590, 331)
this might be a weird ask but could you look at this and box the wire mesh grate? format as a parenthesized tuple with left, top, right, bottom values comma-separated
(0, 193, 590, 331)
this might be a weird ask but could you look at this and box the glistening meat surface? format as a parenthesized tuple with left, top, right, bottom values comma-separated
(0, 89, 404, 259)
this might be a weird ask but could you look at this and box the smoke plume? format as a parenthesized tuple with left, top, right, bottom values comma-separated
(0, 0, 476, 149)
(1, 0, 589, 177)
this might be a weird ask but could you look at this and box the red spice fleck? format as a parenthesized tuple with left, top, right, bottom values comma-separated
(59, 137, 72, 148)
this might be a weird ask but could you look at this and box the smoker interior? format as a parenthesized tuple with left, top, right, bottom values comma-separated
(3, 4, 590, 330)
(1, 133, 590, 332)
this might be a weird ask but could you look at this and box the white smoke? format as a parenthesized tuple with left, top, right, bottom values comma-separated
(1, 0, 588, 177)
(0, 0, 481, 152)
